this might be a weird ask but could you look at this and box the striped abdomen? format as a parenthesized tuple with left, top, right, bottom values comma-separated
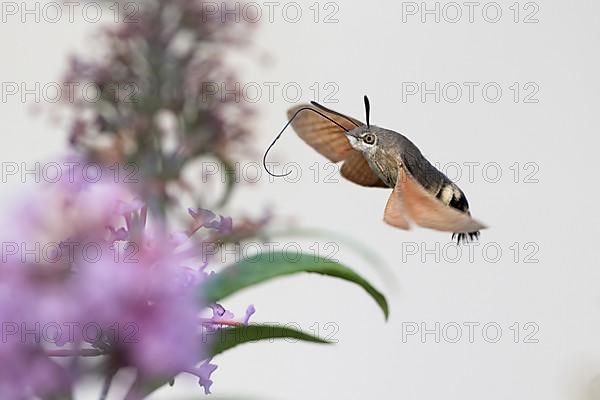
(401, 151, 480, 244)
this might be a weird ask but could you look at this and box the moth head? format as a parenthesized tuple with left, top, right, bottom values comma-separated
(346, 127, 379, 155)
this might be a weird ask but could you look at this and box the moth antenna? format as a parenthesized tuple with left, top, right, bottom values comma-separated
(263, 106, 350, 178)
(364, 95, 371, 128)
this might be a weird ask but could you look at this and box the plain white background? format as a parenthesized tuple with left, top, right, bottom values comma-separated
(1, 0, 600, 399)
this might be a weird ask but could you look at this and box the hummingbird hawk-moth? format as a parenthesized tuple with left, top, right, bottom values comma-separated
(264, 96, 487, 244)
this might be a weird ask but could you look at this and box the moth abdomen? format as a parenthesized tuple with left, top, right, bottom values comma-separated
(435, 183, 480, 244)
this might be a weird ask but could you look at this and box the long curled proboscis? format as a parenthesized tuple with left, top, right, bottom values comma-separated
(263, 106, 351, 178)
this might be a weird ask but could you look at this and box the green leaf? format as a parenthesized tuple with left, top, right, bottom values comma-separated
(201, 252, 389, 319)
(136, 325, 328, 399)
(209, 325, 330, 357)
(268, 227, 398, 292)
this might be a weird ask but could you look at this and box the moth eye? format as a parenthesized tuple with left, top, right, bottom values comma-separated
(363, 133, 376, 145)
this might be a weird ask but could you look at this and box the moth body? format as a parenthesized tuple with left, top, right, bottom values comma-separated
(276, 98, 487, 243)
(346, 124, 480, 242)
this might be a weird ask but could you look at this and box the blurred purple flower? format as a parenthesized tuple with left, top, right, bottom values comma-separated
(0, 179, 254, 395)
(210, 304, 235, 321)
(189, 208, 234, 236)
(0, 273, 72, 398)
(58, 0, 259, 211)
(242, 305, 257, 325)
(188, 359, 219, 395)
(12, 0, 273, 395)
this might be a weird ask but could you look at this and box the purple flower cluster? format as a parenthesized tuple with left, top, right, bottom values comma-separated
(0, 178, 253, 398)
(4, 1, 270, 396)
(56, 0, 258, 211)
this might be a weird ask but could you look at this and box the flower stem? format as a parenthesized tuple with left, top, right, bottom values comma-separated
(200, 319, 243, 327)
(47, 348, 106, 357)
(99, 369, 117, 400)
(123, 372, 143, 400)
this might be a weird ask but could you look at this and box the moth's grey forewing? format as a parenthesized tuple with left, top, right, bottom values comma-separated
(400, 150, 448, 195)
